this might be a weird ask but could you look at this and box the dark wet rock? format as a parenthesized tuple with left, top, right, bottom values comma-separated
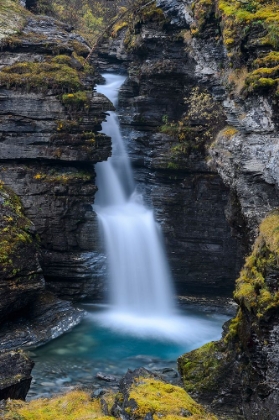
(0, 292, 84, 350)
(0, 351, 34, 400)
(96, 2, 244, 298)
(0, 184, 44, 324)
(92, 388, 106, 398)
(0, 11, 113, 301)
(96, 372, 117, 382)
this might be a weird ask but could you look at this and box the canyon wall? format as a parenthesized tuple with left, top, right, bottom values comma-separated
(96, 1, 244, 298)
(95, 0, 279, 418)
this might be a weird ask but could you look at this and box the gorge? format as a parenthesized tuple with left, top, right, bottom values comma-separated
(1, 0, 279, 419)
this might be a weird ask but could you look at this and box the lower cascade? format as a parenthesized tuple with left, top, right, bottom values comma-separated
(94, 74, 177, 338)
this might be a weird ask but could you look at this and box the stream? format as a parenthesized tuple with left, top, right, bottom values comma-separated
(28, 74, 230, 400)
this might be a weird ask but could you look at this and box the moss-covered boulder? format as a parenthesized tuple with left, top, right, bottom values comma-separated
(3, 368, 218, 420)
(0, 351, 34, 401)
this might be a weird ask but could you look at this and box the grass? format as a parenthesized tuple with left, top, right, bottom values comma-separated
(223, 211, 279, 342)
(0, 181, 34, 274)
(0, 59, 82, 93)
(4, 390, 114, 420)
(0, 0, 29, 44)
(3, 383, 218, 420)
(128, 376, 218, 419)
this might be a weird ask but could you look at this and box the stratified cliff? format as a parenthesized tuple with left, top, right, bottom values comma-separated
(0, 0, 113, 399)
(0, 2, 113, 301)
(96, 0, 244, 298)
(94, 0, 279, 418)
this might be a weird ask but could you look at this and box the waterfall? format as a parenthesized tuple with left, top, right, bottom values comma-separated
(94, 74, 184, 340)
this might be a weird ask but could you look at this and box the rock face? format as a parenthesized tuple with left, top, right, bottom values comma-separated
(96, 1, 243, 297)
(0, 183, 44, 323)
(147, 1, 279, 419)
(0, 12, 113, 301)
(0, 4, 113, 401)
(103, 367, 217, 419)
(178, 213, 279, 420)
(95, 0, 279, 418)
(0, 351, 34, 400)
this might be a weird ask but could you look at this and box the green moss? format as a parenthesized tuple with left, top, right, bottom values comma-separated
(254, 51, 279, 68)
(122, 1, 168, 51)
(0, 0, 29, 45)
(232, 212, 279, 319)
(61, 91, 91, 110)
(161, 87, 224, 167)
(0, 181, 34, 274)
(178, 341, 227, 397)
(33, 169, 92, 184)
(125, 377, 217, 419)
(190, 0, 215, 36)
(0, 59, 82, 92)
(4, 390, 114, 420)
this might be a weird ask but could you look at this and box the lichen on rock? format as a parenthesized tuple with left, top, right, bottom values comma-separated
(178, 211, 279, 419)
(2, 368, 217, 420)
(0, 182, 44, 323)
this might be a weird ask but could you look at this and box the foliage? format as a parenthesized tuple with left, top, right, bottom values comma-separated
(62, 91, 91, 110)
(223, 211, 279, 343)
(4, 390, 114, 420)
(178, 341, 227, 397)
(126, 377, 218, 419)
(30, 0, 137, 46)
(160, 87, 225, 167)
(3, 383, 218, 420)
(0, 181, 34, 274)
(33, 169, 92, 183)
(0, 53, 94, 95)
(0, 0, 29, 45)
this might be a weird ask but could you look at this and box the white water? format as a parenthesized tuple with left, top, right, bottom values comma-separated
(93, 74, 225, 344)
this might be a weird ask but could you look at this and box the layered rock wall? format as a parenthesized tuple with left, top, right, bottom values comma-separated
(0, 13, 113, 301)
(96, 2, 243, 297)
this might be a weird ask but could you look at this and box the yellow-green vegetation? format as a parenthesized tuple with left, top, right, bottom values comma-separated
(190, 0, 279, 96)
(124, 377, 217, 419)
(62, 91, 91, 110)
(3, 384, 217, 420)
(233, 212, 279, 318)
(111, 20, 128, 38)
(0, 54, 92, 93)
(219, 126, 239, 139)
(218, 0, 279, 48)
(0, 181, 33, 273)
(190, 0, 215, 36)
(219, 0, 279, 94)
(0, 0, 29, 44)
(161, 87, 224, 168)
(4, 390, 114, 420)
(121, 1, 167, 51)
(33, 169, 92, 183)
(178, 341, 226, 395)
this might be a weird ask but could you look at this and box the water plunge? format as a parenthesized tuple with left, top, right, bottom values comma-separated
(94, 74, 179, 336)
(29, 75, 230, 398)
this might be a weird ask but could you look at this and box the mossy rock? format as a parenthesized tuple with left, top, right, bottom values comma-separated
(0, 0, 29, 44)
(3, 371, 218, 420)
(124, 376, 218, 419)
(178, 341, 228, 394)
(110, 368, 217, 420)
(0, 181, 44, 322)
(232, 211, 279, 321)
(4, 390, 115, 420)
(0, 181, 34, 273)
(0, 54, 93, 93)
